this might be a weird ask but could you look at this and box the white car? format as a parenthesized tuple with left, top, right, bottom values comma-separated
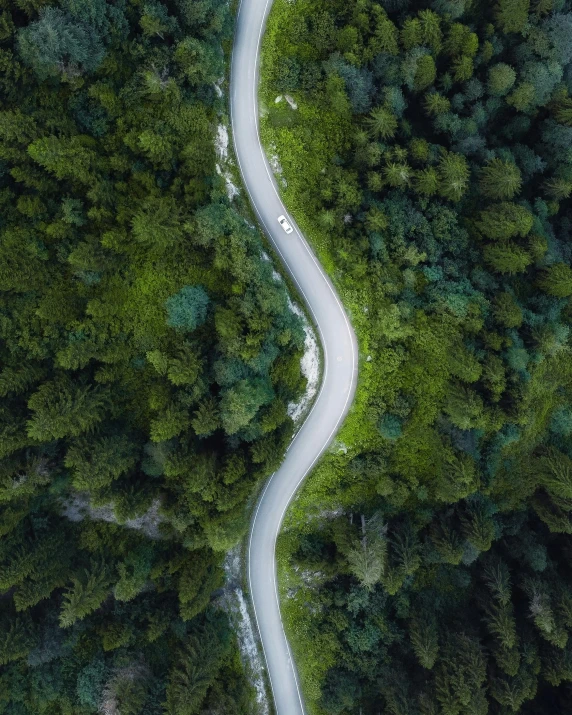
(277, 215, 294, 234)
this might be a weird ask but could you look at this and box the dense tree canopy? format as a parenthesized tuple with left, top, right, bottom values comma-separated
(262, 0, 572, 712)
(0, 0, 306, 711)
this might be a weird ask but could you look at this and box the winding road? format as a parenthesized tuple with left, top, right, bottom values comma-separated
(230, 2, 359, 713)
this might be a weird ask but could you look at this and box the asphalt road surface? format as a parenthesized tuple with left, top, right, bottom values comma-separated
(230, 1, 359, 712)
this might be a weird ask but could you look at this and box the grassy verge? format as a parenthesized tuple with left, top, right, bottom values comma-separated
(259, 1, 385, 711)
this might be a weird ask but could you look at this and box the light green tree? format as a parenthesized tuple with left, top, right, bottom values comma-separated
(452, 55, 474, 82)
(488, 63, 517, 96)
(366, 106, 398, 139)
(424, 92, 451, 115)
(496, 0, 530, 33)
(483, 243, 532, 274)
(538, 263, 572, 297)
(437, 152, 470, 201)
(476, 202, 534, 240)
(414, 55, 437, 91)
(479, 158, 522, 199)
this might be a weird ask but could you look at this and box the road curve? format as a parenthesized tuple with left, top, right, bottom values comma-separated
(230, 2, 359, 713)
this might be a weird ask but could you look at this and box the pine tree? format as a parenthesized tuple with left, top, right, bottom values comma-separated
(424, 92, 451, 115)
(347, 514, 387, 590)
(419, 10, 442, 54)
(391, 526, 421, 576)
(488, 63, 517, 96)
(17, 7, 105, 79)
(476, 202, 534, 240)
(366, 106, 398, 139)
(452, 56, 474, 83)
(401, 18, 422, 51)
(495, 0, 530, 34)
(167, 344, 203, 386)
(101, 664, 150, 715)
(414, 167, 439, 196)
(507, 82, 536, 111)
(383, 162, 412, 188)
(544, 177, 572, 200)
(370, 7, 399, 56)
(524, 578, 568, 648)
(449, 26, 479, 60)
(437, 152, 470, 201)
(150, 404, 191, 442)
(538, 263, 572, 298)
(191, 397, 220, 437)
(0, 616, 36, 665)
(28, 135, 98, 185)
(165, 657, 214, 715)
(0, 364, 45, 398)
(435, 634, 488, 715)
(65, 435, 137, 491)
(479, 159, 522, 199)
(27, 378, 108, 441)
(489, 669, 538, 711)
(59, 564, 112, 628)
(461, 500, 495, 552)
(493, 292, 523, 328)
(365, 206, 389, 232)
(410, 616, 439, 669)
(139, 1, 178, 39)
(444, 383, 484, 430)
(414, 55, 437, 91)
(555, 97, 572, 126)
(430, 521, 464, 564)
(13, 565, 69, 612)
(540, 449, 572, 500)
(483, 243, 532, 274)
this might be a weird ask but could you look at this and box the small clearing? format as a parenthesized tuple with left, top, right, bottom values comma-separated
(61, 493, 163, 539)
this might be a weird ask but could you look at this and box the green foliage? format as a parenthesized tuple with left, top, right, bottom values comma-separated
(366, 106, 398, 139)
(165, 285, 210, 332)
(476, 202, 534, 240)
(260, 0, 572, 710)
(59, 563, 112, 628)
(488, 63, 517, 96)
(220, 378, 275, 434)
(0, 0, 296, 709)
(18, 7, 105, 79)
(495, 0, 530, 34)
(27, 378, 108, 441)
(410, 617, 439, 669)
(538, 263, 572, 297)
(479, 159, 522, 199)
(424, 92, 451, 115)
(493, 292, 523, 328)
(414, 54, 437, 91)
(437, 151, 470, 201)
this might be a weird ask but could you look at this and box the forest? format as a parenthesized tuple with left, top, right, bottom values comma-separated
(0, 0, 308, 712)
(261, 0, 572, 712)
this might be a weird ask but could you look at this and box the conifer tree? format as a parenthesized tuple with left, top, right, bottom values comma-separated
(479, 159, 522, 199)
(488, 63, 517, 96)
(437, 152, 470, 201)
(424, 92, 451, 115)
(59, 564, 112, 628)
(366, 106, 398, 139)
(410, 616, 439, 669)
(538, 263, 572, 298)
(495, 0, 530, 34)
